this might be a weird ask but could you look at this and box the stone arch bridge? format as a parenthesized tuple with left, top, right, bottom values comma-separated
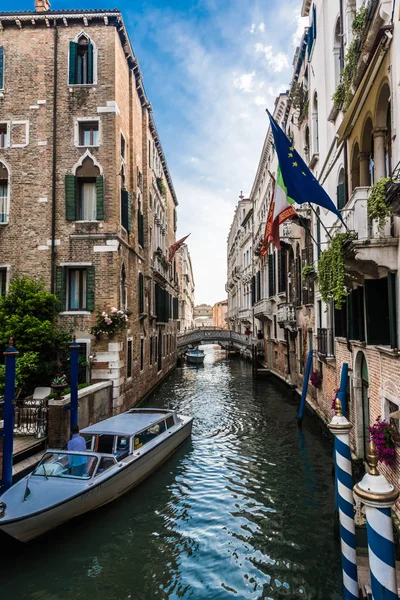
(177, 328, 253, 355)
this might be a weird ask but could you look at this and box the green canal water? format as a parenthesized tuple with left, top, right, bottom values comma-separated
(0, 347, 343, 599)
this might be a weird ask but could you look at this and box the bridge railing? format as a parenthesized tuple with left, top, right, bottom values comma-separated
(177, 328, 253, 349)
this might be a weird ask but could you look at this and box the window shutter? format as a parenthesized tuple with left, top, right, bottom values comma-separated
(312, 5, 317, 41)
(87, 41, 94, 84)
(138, 272, 144, 314)
(65, 174, 77, 221)
(127, 192, 131, 232)
(69, 42, 78, 85)
(268, 254, 274, 298)
(96, 176, 104, 220)
(121, 190, 131, 232)
(251, 276, 256, 306)
(0, 47, 4, 89)
(55, 266, 66, 310)
(256, 271, 261, 302)
(138, 212, 144, 247)
(337, 183, 345, 210)
(86, 266, 95, 312)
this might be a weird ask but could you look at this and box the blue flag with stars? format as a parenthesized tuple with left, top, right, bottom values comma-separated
(267, 112, 343, 221)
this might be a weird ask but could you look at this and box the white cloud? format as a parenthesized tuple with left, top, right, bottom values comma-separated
(254, 95, 266, 106)
(250, 23, 256, 34)
(233, 71, 256, 93)
(258, 22, 265, 33)
(250, 21, 265, 34)
(292, 14, 308, 47)
(190, 156, 200, 164)
(255, 42, 289, 72)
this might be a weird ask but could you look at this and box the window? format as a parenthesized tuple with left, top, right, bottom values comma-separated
(140, 338, 144, 371)
(134, 422, 164, 449)
(166, 415, 174, 429)
(68, 268, 87, 310)
(0, 46, 4, 89)
(56, 265, 95, 312)
(79, 121, 99, 147)
(312, 92, 319, 155)
(0, 268, 6, 296)
(69, 35, 94, 85)
(121, 190, 132, 231)
(96, 456, 116, 475)
(307, 4, 317, 60)
(65, 158, 104, 221)
(150, 336, 153, 364)
(121, 134, 126, 160)
(78, 180, 97, 221)
(0, 123, 9, 149)
(337, 168, 346, 210)
(127, 338, 132, 378)
(0, 161, 9, 224)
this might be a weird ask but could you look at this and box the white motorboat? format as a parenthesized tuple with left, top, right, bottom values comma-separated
(186, 349, 205, 365)
(0, 408, 193, 542)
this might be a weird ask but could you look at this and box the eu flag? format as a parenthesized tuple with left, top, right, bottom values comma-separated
(267, 112, 343, 221)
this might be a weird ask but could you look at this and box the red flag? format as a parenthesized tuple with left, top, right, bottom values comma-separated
(168, 234, 191, 262)
(261, 185, 296, 253)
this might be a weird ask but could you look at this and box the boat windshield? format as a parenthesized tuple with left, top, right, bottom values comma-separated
(33, 452, 98, 480)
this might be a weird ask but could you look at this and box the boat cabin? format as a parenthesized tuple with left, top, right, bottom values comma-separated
(32, 409, 177, 481)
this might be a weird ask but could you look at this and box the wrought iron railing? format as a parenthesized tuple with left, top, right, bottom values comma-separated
(14, 399, 48, 438)
(317, 328, 334, 357)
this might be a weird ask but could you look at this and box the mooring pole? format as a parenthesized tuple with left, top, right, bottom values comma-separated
(354, 442, 399, 600)
(298, 349, 313, 425)
(69, 337, 80, 430)
(328, 399, 358, 599)
(337, 362, 349, 418)
(2, 338, 19, 493)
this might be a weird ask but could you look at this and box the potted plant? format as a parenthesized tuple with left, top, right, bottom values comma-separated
(369, 416, 397, 468)
(310, 371, 322, 389)
(90, 307, 128, 339)
(51, 373, 68, 399)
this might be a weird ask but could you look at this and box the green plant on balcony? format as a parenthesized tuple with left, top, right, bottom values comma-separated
(318, 232, 356, 309)
(302, 264, 316, 279)
(90, 308, 128, 338)
(290, 82, 309, 124)
(332, 7, 368, 111)
(157, 177, 167, 198)
(154, 247, 169, 269)
(367, 177, 391, 230)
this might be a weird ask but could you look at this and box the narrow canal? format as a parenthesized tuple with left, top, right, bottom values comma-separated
(1, 347, 342, 599)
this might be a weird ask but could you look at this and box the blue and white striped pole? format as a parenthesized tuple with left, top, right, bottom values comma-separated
(328, 398, 358, 600)
(354, 442, 399, 600)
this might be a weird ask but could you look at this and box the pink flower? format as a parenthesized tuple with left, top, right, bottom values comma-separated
(105, 317, 112, 325)
(102, 311, 107, 317)
(111, 307, 118, 313)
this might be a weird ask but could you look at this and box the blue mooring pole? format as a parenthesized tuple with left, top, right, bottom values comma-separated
(337, 362, 349, 418)
(69, 338, 79, 430)
(1, 338, 18, 493)
(298, 349, 313, 425)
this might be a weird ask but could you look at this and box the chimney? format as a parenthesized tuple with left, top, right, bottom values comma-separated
(35, 0, 51, 12)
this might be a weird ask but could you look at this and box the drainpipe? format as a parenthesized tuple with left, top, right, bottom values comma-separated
(50, 20, 58, 294)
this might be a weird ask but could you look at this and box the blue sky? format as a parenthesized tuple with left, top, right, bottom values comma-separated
(13, 0, 306, 305)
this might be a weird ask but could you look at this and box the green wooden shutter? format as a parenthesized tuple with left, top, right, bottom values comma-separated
(87, 42, 94, 84)
(138, 272, 144, 314)
(55, 266, 66, 310)
(96, 176, 104, 220)
(138, 212, 144, 247)
(337, 183, 345, 210)
(0, 47, 4, 89)
(86, 266, 95, 312)
(69, 42, 78, 84)
(127, 192, 131, 232)
(121, 190, 131, 231)
(65, 174, 77, 221)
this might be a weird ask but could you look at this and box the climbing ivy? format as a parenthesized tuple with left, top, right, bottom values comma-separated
(332, 7, 368, 111)
(367, 177, 391, 230)
(290, 82, 309, 124)
(302, 264, 316, 279)
(318, 233, 356, 309)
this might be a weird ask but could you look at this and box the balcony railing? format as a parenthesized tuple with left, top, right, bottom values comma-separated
(253, 298, 272, 320)
(153, 252, 169, 280)
(317, 328, 334, 357)
(277, 303, 296, 325)
(331, 186, 392, 240)
(239, 308, 252, 322)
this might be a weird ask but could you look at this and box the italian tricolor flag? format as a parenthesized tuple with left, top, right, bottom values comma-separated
(260, 165, 297, 254)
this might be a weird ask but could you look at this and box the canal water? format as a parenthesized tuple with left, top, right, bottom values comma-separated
(1, 347, 342, 599)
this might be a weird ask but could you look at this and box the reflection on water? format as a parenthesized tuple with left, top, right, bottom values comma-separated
(0, 346, 342, 599)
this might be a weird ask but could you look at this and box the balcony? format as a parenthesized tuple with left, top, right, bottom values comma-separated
(226, 307, 239, 321)
(317, 328, 334, 357)
(277, 303, 296, 328)
(153, 251, 169, 281)
(331, 187, 398, 274)
(253, 298, 272, 321)
(239, 308, 252, 323)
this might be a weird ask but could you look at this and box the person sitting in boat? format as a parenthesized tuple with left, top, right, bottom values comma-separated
(67, 424, 87, 476)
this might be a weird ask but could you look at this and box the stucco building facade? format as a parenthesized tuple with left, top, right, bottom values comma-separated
(212, 299, 227, 329)
(0, 0, 180, 410)
(176, 243, 195, 331)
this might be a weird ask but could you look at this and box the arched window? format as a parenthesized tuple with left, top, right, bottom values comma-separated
(66, 153, 104, 221)
(312, 92, 319, 155)
(333, 17, 342, 90)
(0, 160, 9, 224)
(304, 125, 310, 162)
(375, 82, 392, 178)
(360, 117, 374, 186)
(69, 33, 95, 85)
(337, 167, 346, 210)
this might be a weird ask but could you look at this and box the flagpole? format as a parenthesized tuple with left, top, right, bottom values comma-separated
(267, 171, 320, 249)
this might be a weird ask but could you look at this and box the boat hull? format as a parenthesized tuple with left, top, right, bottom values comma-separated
(0, 418, 192, 542)
(186, 354, 205, 364)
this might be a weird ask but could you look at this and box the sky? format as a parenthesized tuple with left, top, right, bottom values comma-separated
(11, 0, 307, 305)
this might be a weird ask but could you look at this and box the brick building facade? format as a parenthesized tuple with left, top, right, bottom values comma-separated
(0, 1, 180, 410)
